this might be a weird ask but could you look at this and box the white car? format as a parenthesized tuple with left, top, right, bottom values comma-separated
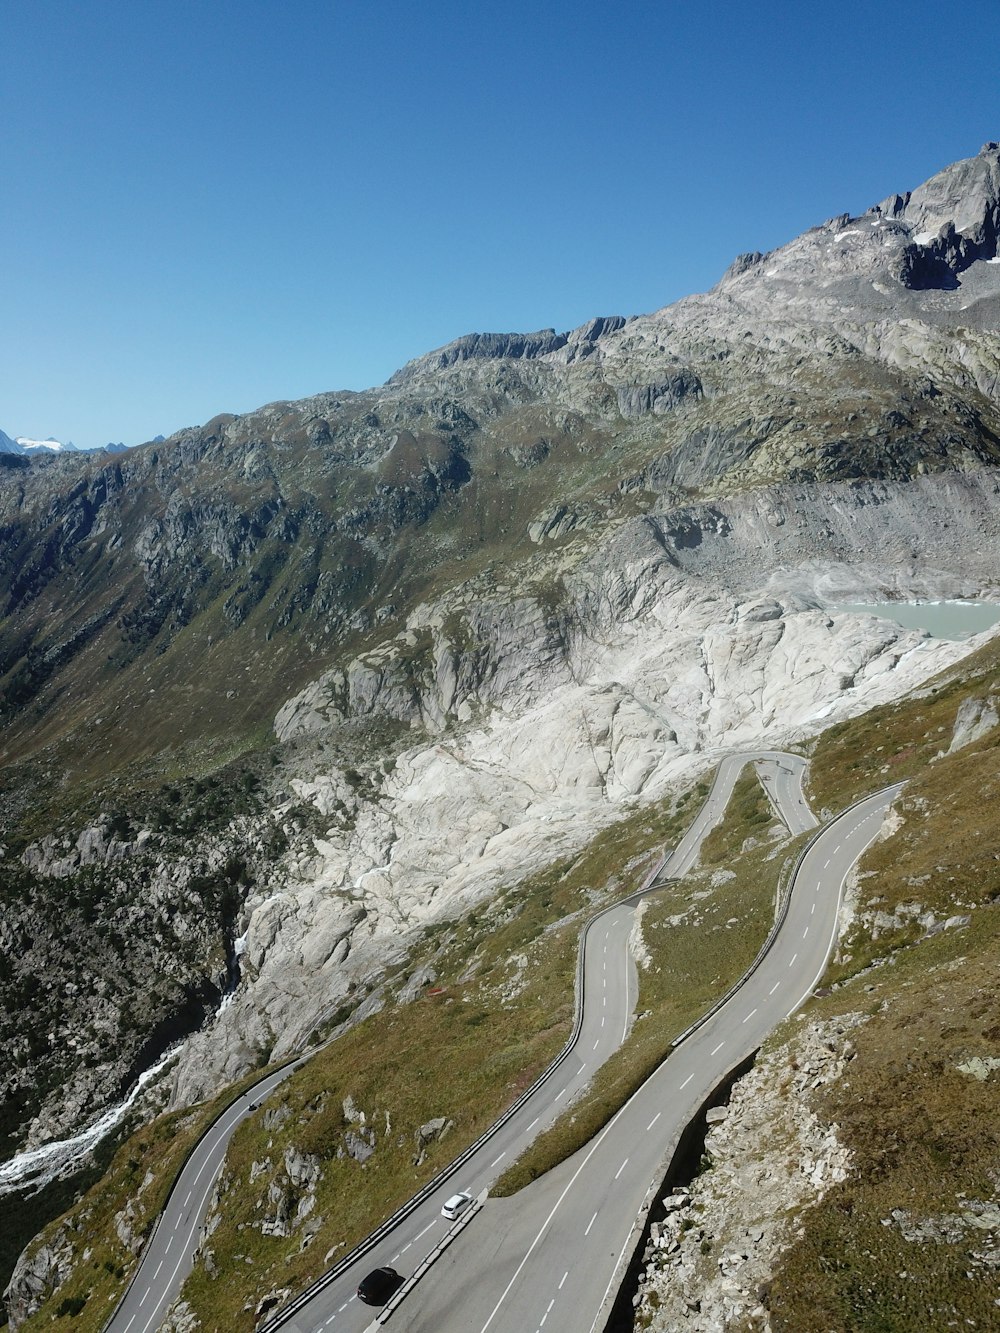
(441, 1190, 473, 1221)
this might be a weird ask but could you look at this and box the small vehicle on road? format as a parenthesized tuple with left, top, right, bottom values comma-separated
(441, 1190, 473, 1221)
(357, 1267, 404, 1306)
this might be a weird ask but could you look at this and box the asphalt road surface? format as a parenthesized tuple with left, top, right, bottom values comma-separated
(255, 752, 828, 1333)
(390, 782, 901, 1333)
(106, 1062, 301, 1333)
(103, 752, 882, 1333)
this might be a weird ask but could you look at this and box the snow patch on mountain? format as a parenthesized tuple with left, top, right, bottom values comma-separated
(16, 437, 78, 453)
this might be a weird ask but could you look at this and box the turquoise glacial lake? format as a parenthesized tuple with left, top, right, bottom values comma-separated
(831, 601, 1000, 641)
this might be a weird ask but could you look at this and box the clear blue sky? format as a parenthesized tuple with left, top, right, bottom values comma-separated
(2, 0, 998, 449)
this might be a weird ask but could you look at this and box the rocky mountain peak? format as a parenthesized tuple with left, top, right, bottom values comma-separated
(873, 140, 1000, 244)
(707, 141, 1000, 300)
(387, 328, 570, 384)
(387, 316, 629, 385)
(868, 140, 1000, 288)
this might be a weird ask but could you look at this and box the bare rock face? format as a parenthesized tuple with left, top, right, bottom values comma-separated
(168, 473, 1000, 1111)
(413, 1117, 453, 1167)
(3, 1228, 74, 1330)
(636, 1015, 868, 1332)
(158, 1300, 201, 1333)
(947, 694, 1000, 752)
(258, 1149, 323, 1239)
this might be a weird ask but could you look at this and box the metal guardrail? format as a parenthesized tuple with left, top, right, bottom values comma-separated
(260, 841, 673, 1330)
(100, 1057, 303, 1333)
(100, 748, 816, 1333)
(668, 779, 904, 1049)
(363, 1189, 488, 1330)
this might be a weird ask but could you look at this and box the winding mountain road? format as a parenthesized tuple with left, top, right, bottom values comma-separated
(397, 781, 899, 1333)
(103, 752, 890, 1333)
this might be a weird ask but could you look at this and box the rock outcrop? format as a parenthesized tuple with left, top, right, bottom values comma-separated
(636, 1015, 867, 1332)
(947, 693, 1000, 752)
(2, 1229, 74, 1329)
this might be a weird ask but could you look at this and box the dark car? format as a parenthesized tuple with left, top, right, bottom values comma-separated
(357, 1266, 404, 1306)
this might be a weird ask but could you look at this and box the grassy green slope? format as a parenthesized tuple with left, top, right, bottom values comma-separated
(763, 640, 1000, 1332)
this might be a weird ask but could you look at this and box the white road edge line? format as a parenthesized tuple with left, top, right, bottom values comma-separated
(785, 790, 896, 1022)
(479, 1039, 671, 1333)
(589, 1231, 639, 1333)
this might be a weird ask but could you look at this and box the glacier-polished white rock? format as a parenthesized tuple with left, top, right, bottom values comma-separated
(167, 545, 991, 1108)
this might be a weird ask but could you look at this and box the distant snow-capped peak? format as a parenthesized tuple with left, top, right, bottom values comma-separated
(16, 436, 78, 452)
(0, 430, 131, 456)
